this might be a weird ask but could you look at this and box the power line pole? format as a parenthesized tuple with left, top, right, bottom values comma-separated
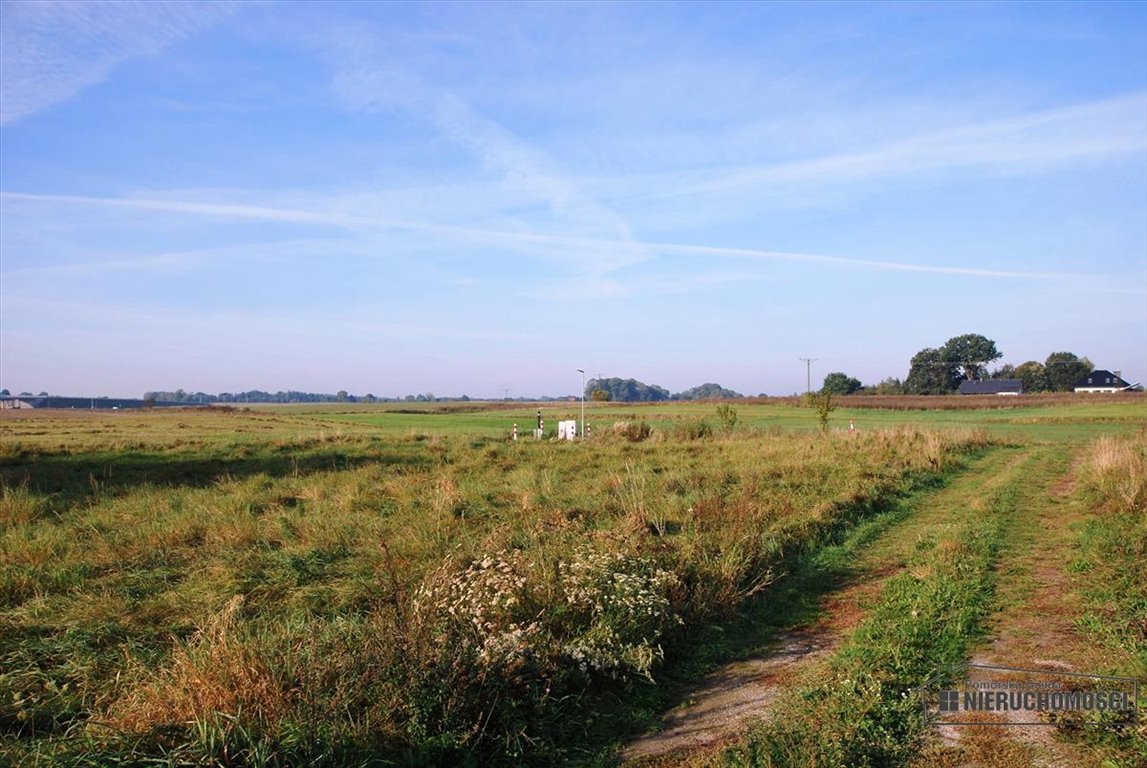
(799, 357, 818, 395)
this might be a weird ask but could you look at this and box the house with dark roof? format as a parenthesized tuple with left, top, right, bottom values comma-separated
(957, 379, 1023, 396)
(1074, 370, 1131, 393)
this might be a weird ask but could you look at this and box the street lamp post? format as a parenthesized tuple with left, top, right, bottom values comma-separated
(576, 369, 585, 438)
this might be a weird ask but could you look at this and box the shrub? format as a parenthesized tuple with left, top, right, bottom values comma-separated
(623, 421, 652, 442)
(715, 403, 738, 431)
(806, 392, 836, 432)
(608, 420, 652, 442)
(675, 418, 712, 440)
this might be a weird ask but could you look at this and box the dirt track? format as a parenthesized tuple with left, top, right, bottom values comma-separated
(617, 441, 1136, 767)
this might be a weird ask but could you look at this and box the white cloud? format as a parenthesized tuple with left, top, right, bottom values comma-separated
(0, 190, 1101, 286)
(318, 26, 649, 277)
(1, 0, 236, 125)
(655, 93, 1147, 200)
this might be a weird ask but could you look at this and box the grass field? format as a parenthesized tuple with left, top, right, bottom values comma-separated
(1, 396, 1143, 766)
(283, 394, 1145, 442)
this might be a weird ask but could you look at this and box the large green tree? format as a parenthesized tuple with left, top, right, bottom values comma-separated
(1044, 352, 1093, 391)
(942, 333, 1002, 380)
(905, 347, 960, 394)
(821, 372, 862, 396)
(1013, 361, 1048, 393)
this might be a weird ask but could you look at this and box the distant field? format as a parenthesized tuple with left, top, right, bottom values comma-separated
(1, 398, 1143, 766)
(5, 395, 1144, 446)
(265, 394, 1145, 442)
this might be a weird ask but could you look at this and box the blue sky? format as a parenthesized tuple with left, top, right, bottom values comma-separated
(2, 1, 1145, 398)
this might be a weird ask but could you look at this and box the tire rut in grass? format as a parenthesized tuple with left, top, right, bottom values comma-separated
(620, 448, 1024, 765)
(619, 628, 835, 762)
(921, 444, 1116, 768)
(712, 447, 1034, 767)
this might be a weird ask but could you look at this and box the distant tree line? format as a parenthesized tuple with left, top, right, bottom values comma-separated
(138, 389, 611, 405)
(15, 335, 1112, 408)
(585, 378, 743, 402)
(583, 334, 1105, 403)
(141, 389, 475, 404)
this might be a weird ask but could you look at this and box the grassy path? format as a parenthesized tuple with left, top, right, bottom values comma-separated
(690, 438, 1146, 768)
(620, 436, 1147, 767)
(618, 445, 1030, 765)
(917, 441, 1142, 768)
(706, 443, 1051, 767)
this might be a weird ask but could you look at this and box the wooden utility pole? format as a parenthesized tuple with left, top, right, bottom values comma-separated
(799, 357, 818, 394)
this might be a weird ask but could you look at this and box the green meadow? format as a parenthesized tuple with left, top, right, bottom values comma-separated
(270, 394, 1143, 442)
(1, 396, 1143, 766)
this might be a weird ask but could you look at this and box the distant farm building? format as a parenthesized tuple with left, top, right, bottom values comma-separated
(957, 379, 1023, 396)
(1074, 370, 1131, 393)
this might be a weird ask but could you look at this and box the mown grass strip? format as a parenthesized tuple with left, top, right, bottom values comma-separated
(713, 451, 1034, 768)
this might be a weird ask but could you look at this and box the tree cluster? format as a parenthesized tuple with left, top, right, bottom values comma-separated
(901, 335, 1093, 394)
(584, 378, 743, 403)
(585, 378, 671, 403)
(1001, 352, 1093, 393)
(820, 372, 862, 396)
(904, 333, 1003, 394)
(814, 335, 1098, 397)
(675, 382, 744, 400)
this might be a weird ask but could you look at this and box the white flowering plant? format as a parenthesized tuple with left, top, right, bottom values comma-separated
(556, 547, 681, 680)
(413, 545, 682, 683)
(404, 543, 683, 753)
(413, 550, 549, 678)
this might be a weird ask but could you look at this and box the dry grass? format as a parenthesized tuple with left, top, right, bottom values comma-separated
(106, 596, 290, 731)
(1, 411, 998, 764)
(1080, 431, 1147, 515)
